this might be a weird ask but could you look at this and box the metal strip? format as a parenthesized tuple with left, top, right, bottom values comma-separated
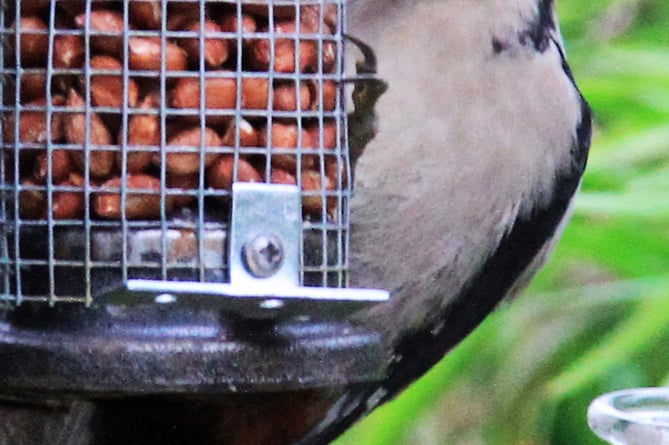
(100, 182, 388, 320)
(111, 278, 389, 321)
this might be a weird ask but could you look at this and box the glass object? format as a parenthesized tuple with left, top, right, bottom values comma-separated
(588, 387, 669, 444)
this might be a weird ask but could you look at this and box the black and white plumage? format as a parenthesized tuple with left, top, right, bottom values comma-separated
(299, 0, 591, 443)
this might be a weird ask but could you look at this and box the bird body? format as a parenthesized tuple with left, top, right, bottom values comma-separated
(300, 1, 591, 443)
(349, 0, 589, 339)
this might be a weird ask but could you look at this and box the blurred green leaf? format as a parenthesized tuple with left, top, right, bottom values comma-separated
(545, 286, 669, 398)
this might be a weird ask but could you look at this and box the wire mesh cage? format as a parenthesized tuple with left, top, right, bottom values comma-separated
(0, 0, 367, 310)
(0, 5, 390, 440)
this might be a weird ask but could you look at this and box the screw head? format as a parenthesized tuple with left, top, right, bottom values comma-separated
(242, 234, 284, 278)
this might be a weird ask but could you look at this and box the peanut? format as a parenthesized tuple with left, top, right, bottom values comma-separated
(8, 17, 49, 68)
(64, 89, 115, 178)
(221, 119, 258, 148)
(179, 19, 229, 69)
(240, 77, 270, 110)
(218, 13, 257, 51)
(321, 40, 337, 73)
(207, 155, 262, 191)
(170, 75, 237, 110)
(120, 148, 155, 175)
(270, 168, 297, 186)
(241, 5, 298, 20)
(158, 126, 221, 175)
(242, 4, 337, 33)
(129, 1, 162, 30)
(301, 169, 335, 216)
(300, 5, 339, 34)
(128, 37, 189, 72)
(259, 122, 298, 149)
(94, 174, 170, 220)
(116, 97, 161, 174)
(258, 122, 316, 172)
(169, 75, 238, 126)
(310, 80, 337, 111)
(166, 9, 199, 31)
(325, 155, 348, 189)
(273, 82, 312, 112)
(53, 34, 85, 69)
(52, 172, 85, 220)
(167, 1, 199, 14)
(33, 149, 72, 184)
(57, 1, 115, 18)
(19, 72, 48, 102)
(323, 5, 339, 32)
(87, 55, 140, 109)
(307, 120, 338, 150)
(2, 95, 66, 145)
(75, 10, 125, 56)
(249, 21, 318, 73)
(17, 0, 51, 17)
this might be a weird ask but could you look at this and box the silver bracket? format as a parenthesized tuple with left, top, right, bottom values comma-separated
(102, 183, 389, 320)
(229, 182, 301, 290)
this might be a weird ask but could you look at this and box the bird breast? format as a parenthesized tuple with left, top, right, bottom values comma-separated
(347, 0, 584, 338)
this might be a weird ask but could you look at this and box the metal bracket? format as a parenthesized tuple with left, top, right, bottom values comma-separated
(102, 183, 389, 320)
(229, 182, 301, 290)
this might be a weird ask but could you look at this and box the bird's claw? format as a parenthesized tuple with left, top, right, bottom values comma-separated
(344, 33, 379, 75)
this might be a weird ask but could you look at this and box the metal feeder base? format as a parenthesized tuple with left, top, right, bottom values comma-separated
(0, 303, 385, 396)
(0, 304, 387, 445)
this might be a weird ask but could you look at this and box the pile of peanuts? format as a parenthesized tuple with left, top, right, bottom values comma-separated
(2, 1, 345, 221)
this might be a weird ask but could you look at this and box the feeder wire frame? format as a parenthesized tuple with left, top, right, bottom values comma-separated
(0, 0, 351, 308)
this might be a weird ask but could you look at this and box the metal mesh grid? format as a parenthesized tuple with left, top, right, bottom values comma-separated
(0, 0, 350, 306)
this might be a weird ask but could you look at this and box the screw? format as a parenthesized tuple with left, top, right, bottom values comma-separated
(242, 234, 284, 278)
(155, 293, 177, 304)
(260, 299, 284, 310)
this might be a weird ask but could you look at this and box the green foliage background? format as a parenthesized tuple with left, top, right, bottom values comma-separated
(334, 0, 669, 443)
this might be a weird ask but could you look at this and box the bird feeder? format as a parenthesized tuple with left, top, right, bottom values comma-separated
(0, 1, 388, 443)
